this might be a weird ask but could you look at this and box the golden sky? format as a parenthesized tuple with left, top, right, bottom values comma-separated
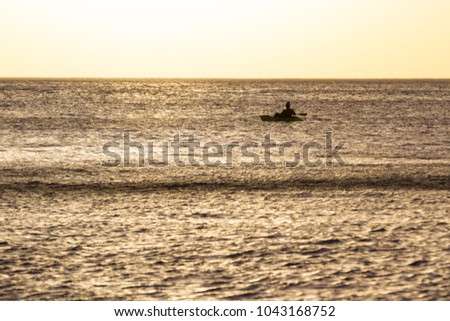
(1, 0, 449, 78)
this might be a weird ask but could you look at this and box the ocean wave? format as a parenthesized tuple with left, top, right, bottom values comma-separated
(1, 174, 448, 191)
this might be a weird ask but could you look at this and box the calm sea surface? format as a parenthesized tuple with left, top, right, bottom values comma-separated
(0, 79, 449, 300)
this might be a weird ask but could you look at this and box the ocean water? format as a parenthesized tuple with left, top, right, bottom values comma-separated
(0, 79, 449, 300)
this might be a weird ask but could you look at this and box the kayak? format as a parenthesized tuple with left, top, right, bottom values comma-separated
(260, 115, 302, 122)
(260, 113, 306, 122)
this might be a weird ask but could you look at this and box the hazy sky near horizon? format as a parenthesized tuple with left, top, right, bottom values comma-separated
(1, 0, 449, 78)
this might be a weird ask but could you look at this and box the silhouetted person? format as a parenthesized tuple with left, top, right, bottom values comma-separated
(274, 101, 296, 118)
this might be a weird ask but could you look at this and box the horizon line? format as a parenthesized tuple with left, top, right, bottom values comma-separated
(1, 76, 449, 81)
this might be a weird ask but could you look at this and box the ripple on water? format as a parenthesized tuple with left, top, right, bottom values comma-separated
(314, 238, 342, 245)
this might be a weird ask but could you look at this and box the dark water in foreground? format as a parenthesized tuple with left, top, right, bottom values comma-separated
(0, 79, 449, 300)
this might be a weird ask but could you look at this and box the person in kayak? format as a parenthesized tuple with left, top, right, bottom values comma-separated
(274, 101, 296, 118)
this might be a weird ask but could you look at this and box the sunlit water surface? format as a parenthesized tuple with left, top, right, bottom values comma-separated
(0, 79, 449, 300)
